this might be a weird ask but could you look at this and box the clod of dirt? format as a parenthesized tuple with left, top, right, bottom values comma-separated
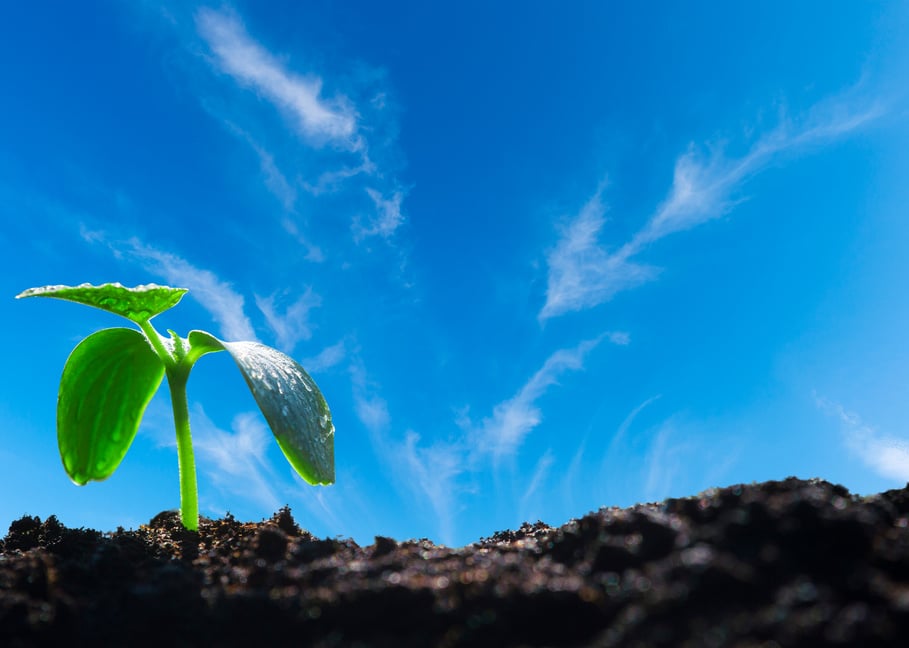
(2, 477, 909, 646)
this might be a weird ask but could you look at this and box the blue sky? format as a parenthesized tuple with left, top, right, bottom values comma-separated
(2, 2, 909, 547)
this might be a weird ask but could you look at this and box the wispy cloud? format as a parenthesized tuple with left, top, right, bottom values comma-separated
(196, 7, 358, 147)
(541, 91, 883, 320)
(126, 238, 258, 342)
(303, 163, 374, 196)
(255, 287, 321, 353)
(636, 414, 743, 502)
(562, 439, 588, 514)
(192, 407, 282, 512)
(634, 98, 880, 247)
(347, 356, 465, 543)
(344, 334, 625, 542)
(540, 184, 658, 320)
(519, 450, 555, 522)
(816, 396, 909, 482)
(604, 395, 662, 463)
(194, 7, 407, 242)
(225, 122, 297, 210)
(300, 339, 347, 373)
(642, 422, 691, 501)
(355, 395, 391, 434)
(475, 336, 606, 461)
(279, 217, 325, 263)
(349, 361, 392, 435)
(81, 228, 258, 342)
(401, 431, 464, 545)
(354, 188, 406, 240)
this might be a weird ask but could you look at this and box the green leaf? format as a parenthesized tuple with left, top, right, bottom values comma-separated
(185, 328, 225, 363)
(189, 331, 335, 485)
(16, 283, 188, 324)
(58, 327, 165, 484)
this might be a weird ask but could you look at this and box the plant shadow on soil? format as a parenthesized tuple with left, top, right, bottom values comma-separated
(2, 477, 909, 647)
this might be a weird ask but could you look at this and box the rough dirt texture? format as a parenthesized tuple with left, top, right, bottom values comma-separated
(2, 477, 909, 647)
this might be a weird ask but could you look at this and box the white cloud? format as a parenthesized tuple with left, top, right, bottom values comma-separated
(632, 412, 741, 503)
(635, 97, 880, 247)
(196, 7, 358, 147)
(193, 6, 409, 245)
(562, 439, 588, 513)
(341, 335, 624, 542)
(540, 185, 658, 320)
(224, 122, 298, 211)
(126, 238, 258, 342)
(255, 287, 321, 353)
(476, 336, 605, 461)
(303, 162, 373, 196)
(255, 145, 297, 210)
(192, 407, 282, 512)
(349, 362, 392, 435)
(541, 92, 883, 320)
(354, 187, 406, 240)
(82, 229, 258, 342)
(346, 355, 466, 543)
(642, 422, 692, 501)
(79, 224, 107, 246)
(355, 394, 391, 434)
(816, 396, 909, 482)
(300, 339, 347, 373)
(519, 450, 555, 522)
(401, 431, 464, 545)
(280, 217, 325, 263)
(605, 395, 662, 460)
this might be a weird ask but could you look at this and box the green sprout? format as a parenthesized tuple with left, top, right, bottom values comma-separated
(16, 282, 334, 531)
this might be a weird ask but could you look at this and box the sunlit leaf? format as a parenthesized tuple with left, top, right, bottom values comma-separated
(58, 327, 165, 484)
(16, 283, 187, 324)
(189, 330, 335, 484)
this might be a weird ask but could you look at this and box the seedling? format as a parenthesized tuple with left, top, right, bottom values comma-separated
(16, 283, 334, 531)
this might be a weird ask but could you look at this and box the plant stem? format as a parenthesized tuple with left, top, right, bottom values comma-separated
(167, 369, 199, 531)
(138, 320, 173, 368)
(139, 319, 200, 531)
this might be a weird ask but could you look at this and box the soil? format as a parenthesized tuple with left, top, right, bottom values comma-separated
(2, 477, 909, 647)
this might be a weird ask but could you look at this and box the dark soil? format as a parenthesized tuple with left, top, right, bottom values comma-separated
(2, 477, 909, 647)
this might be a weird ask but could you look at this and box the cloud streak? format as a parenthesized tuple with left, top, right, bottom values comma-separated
(540, 184, 659, 320)
(347, 355, 465, 544)
(519, 450, 555, 521)
(475, 336, 606, 461)
(349, 361, 392, 436)
(224, 122, 298, 211)
(196, 7, 358, 147)
(816, 396, 909, 482)
(642, 422, 687, 501)
(195, 7, 407, 242)
(345, 331, 625, 543)
(255, 287, 321, 353)
(301, 339, 347, 373)
(354, 188, 406, 240)
(401, 431, 464, 545)
(192, 408, 282, 512)
(126, 238, 259, 342)
(81, 228, 258, 342)
(541, 92, 883, 320)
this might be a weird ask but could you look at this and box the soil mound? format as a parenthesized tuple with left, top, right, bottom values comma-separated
(2, 477, 908, 646)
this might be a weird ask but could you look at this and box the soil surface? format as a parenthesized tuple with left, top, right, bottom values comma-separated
(2, 477, 909, 646)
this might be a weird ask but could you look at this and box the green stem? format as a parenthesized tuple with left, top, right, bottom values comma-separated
(138, 319, 199, 531)
(167, 368, 199, 531)
(138, 320, 173, 368)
